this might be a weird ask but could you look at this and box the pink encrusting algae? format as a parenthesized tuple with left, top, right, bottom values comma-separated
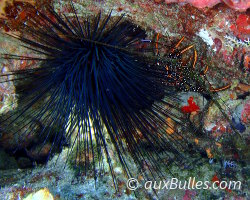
(164, 0, 250, 11)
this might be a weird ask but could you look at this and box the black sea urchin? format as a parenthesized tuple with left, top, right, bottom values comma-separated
(0, 3, 198, 188)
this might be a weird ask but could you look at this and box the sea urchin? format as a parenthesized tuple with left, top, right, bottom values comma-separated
(0, 2, 195, 189)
